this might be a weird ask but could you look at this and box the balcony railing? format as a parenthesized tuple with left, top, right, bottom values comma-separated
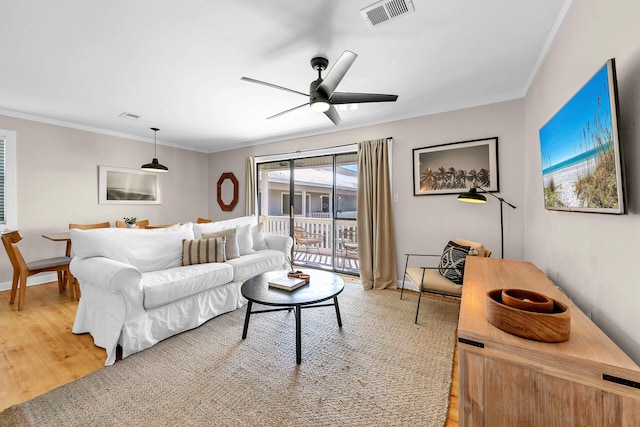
(261, 215, 359, 273)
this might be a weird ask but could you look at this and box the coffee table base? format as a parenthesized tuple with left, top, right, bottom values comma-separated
(241, 297, 342, 364)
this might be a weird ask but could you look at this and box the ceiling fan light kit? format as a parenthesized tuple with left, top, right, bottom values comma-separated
(141, 127, 169, 173)
(310, 99, 330, 112)
(241, 50, 398, 126)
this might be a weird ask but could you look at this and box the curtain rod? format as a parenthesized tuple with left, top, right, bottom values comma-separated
(255, 137, 393, 160)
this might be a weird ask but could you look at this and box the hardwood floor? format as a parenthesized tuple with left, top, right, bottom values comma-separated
(0, 282, 459, 426)
(0, 282, 104, 410)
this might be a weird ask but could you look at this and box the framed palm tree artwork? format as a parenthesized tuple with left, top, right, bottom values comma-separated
(413, 137, 499, 196)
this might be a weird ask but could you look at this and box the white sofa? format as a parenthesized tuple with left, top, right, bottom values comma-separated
(70, 216, 292, 365)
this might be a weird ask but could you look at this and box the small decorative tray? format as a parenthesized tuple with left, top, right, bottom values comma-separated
(486, 289, 570, 343)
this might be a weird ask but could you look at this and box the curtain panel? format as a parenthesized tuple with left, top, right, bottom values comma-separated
(357, 138, 397, 290)
(245, 156, 255, 216)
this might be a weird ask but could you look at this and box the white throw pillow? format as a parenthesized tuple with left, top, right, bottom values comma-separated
(70, 223, 195, 272)
(236, 223, 255, 255)
(252, 223, 268, 251)
(192, 215, 258, 239)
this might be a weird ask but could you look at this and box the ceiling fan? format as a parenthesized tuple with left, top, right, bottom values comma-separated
(241, 50, 398, 125)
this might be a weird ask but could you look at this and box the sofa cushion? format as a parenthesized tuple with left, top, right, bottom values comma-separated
(182, 237, 225, 266)
(192, 215, 258, 239)
(236, 223, 255, 255)
(224, 249, 285, 282)
(70, 223, 195, 273)
(202, 229, 240, 260)
(438, 240, 471, 285)
(142, 262, 234, 310)
(252, 223, 268, 251)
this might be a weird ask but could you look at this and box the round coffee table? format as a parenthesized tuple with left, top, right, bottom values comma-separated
(241, 269, 344, 364)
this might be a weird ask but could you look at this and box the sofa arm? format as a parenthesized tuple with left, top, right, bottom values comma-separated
(264, 233, 293, 257)
(71, 256, 144, 310)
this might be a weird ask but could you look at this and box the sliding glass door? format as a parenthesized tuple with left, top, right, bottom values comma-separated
(257, 151, 358, 274)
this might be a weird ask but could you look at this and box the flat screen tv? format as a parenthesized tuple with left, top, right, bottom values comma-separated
(538, 58, 625, 214)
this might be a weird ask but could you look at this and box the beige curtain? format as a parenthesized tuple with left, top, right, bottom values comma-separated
(357, 138, 397, 290)
(245, 156, 255, 216)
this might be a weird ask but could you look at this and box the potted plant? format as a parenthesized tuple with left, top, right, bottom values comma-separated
(123, 217, 137, 228)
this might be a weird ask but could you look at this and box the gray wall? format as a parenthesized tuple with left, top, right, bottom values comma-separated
(524, 0, 640, 363)
(0, 115, 209, 287)
(208, 99, 526, 280)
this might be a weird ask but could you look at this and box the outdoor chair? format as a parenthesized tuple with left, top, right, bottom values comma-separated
(293, 226, 324, 261)
(401, 238, 491, 323)
(340, 228, 358, 267)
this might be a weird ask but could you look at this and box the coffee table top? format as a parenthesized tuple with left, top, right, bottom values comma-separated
(241, 269, 344, 307)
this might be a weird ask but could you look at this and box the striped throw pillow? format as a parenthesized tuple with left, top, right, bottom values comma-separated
(182, 237, 226, 266)
(202, 228, 240, 260)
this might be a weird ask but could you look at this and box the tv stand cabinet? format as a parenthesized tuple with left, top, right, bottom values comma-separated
(458, 257, 640, 426)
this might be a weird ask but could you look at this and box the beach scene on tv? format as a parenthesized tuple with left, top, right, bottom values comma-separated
(539, 61, 621, 212)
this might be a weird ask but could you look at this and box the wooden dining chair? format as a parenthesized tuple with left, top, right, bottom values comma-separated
(67, 221, 110, 298)
(115, 219, 149, 228)
(1, 230, 74, 311)
(145, 223, 180, 229)
(197, 217, 213, 223)
(68, 221, 111, 255)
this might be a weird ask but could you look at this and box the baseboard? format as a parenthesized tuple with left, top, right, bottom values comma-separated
(0, 273, 58, 292)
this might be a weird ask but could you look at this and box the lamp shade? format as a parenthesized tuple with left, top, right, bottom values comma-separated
(141, 158, 169, 172)
(141, 127, 168, 172)
(458, 186, 486, 203)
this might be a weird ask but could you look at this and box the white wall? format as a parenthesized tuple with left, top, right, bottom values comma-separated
(0, 115, 210, 287)
(209, 99, 526, 285)
(524, 0, 640, 363)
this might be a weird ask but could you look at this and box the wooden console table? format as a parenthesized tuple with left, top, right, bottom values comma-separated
(458, 257, 640, 426)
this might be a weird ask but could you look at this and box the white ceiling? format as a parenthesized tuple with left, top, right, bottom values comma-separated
(0, 0, 570, 153)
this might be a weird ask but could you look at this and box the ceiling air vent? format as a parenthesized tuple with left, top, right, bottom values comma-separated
(118, 112, 140, 120)
(360, 0, 415, 29)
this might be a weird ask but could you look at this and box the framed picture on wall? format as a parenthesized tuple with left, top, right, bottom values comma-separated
(413, 137, 499, 196)
(98, 165, 162, 204)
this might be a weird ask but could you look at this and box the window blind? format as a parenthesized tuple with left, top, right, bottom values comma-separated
(0, 137, 5, 223)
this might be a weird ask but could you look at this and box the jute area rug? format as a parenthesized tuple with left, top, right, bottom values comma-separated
(1, 283, 460, 426)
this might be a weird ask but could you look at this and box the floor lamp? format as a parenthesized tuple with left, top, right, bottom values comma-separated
(457, 184, 517, 259)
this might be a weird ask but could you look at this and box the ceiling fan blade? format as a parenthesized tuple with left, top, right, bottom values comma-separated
(266, 102, 310, 120)
(318, 50, 357, 97)
(241, 77, 309, 97)
(330, 92, 398, 104)
(324, 105, 342, 125)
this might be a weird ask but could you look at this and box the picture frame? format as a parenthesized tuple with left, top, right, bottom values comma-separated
(413, 137, 499, 196)
(98, 165, 162, 205)
(538, 59, 625, 214)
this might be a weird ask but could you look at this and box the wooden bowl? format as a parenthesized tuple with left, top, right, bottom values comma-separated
(287, 271, 302, 278)
(501, 289, 554, 313)
(298, 273, 310, 283)
(486, 289, 570, 342)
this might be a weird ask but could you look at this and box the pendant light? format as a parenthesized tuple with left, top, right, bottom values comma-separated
(141, 127, 169, 172)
